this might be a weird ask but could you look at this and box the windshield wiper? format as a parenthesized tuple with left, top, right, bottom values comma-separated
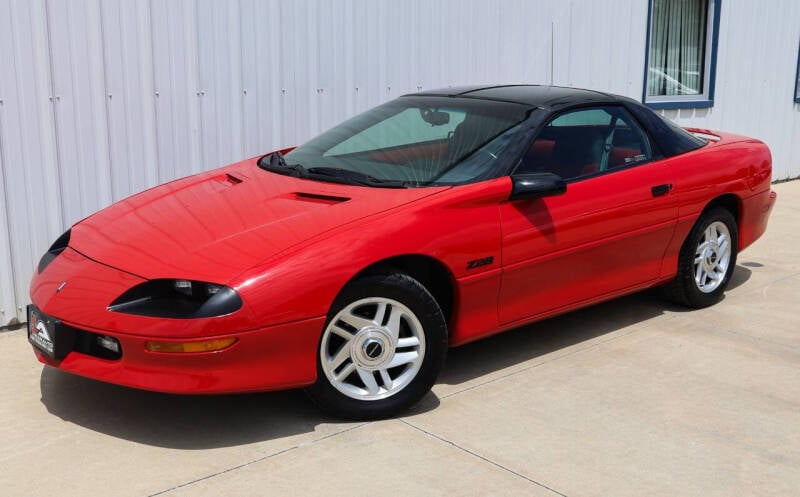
(257, 151, 307, 177)
(258, 154, 409, 188)
(306, 167, 410, 188)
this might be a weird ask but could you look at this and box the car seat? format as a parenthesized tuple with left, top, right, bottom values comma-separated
(550, 129, 605, 178)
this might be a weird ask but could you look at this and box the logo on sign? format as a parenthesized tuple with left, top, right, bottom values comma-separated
(35, 319, 52, 342)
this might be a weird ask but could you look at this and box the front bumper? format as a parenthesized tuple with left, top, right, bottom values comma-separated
(31, 313, 324, 394)
(30, 247, 323, 393)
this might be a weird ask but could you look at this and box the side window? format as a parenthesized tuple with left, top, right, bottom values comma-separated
(518, 106, 653, 180)
(550, 109, 611, 127)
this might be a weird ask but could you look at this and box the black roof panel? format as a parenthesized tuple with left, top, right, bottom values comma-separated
(407, 84, 706, 159)
(413, 85, 491, 97)
(408, 84, 618, 109)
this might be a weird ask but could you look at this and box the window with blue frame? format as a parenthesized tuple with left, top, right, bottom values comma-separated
(643, 0, 721, 109)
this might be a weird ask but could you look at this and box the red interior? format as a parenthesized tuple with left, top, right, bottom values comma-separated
(526, 138, 642, 177)
(367, 141, 448, 164)
(358, 136, 643, 176)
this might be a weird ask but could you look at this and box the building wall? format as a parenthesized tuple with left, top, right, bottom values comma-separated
(0, 0, 798, 325)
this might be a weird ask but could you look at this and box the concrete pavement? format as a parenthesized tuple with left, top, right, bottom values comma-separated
(2, 180, 798, 497)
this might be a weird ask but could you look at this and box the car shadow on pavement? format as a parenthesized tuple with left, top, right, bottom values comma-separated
(39, 369, 332, 449)
(38, 266, 751, 449)
(436, 265, 752, 387)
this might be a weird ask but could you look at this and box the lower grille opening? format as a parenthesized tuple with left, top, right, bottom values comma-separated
(67, 325, 123, 360)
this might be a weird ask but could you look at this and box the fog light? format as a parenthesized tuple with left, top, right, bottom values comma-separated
(145, 337, 237, 353)
(96, 335, 120, 353)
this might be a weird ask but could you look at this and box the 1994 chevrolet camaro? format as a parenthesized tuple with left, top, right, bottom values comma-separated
(28, 85, 776, 419)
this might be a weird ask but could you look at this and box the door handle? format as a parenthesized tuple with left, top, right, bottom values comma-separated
(651, 184, 672, 197)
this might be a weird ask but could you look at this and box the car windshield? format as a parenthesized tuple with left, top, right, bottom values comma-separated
(281, 96, 530, 186)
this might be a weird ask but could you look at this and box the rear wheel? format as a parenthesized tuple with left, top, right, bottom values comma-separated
(665, 207, 738, 308)
(306, 273, 447, 419)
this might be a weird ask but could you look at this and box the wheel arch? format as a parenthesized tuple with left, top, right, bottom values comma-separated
(702, 193, 741, 225)
(348, 254, 456, 326)
(701, 193, 742, 246)
(664, 195, 739, 308)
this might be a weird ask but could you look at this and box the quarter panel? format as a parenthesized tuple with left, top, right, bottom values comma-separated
(648, 133, 771, 279)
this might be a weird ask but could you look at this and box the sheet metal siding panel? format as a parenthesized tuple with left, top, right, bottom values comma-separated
(0, 129, 13, 324)
(197, 0, 244, 170)
(47, 0, 114, 226)
(151, 0, 203, 181)
(100, 0, 160, 201)
(0, 0, 64, 323)
(239, 0, 283, 158)
(0, 81, 13, 324)
(660, 0, 800, 180)
(0, 0, 18, 324)
(0, 0, 798, 325)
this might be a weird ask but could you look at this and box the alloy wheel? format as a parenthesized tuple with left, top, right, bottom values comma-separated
(319, 297, 426, 401)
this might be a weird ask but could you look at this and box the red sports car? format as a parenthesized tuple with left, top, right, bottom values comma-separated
(28, 85, 776, 419)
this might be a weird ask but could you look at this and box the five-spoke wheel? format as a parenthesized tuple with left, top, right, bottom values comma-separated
(307, 273, 447, 419)
(320, 297, 426, 401)
(665, 207, 738, 308)
(693, 221, 732, 293)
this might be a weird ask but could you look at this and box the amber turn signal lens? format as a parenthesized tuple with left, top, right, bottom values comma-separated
(145, 337, 237, 353)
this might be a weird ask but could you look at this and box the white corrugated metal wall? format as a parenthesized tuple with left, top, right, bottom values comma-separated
(0, 0, 798, 326)
(664, 1, 800, 174)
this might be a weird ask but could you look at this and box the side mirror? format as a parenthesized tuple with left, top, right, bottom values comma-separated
(509, 173, 567, 200)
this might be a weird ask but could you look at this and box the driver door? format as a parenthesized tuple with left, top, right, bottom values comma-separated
(498, 105, 678, 324)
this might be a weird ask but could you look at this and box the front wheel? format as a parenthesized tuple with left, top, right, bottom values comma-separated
(664, 207, 738, 308)
(306, 273, 447, 419)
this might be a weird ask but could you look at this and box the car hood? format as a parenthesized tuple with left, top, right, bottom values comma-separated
(70, 158, 447, 283)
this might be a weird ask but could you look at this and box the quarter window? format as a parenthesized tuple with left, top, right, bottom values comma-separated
(644, 0, 720, 108)
(518, 107, 653, 180)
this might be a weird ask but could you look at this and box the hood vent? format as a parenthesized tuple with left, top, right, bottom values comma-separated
(292, 192, 350, 204)
(209, 173, 244, 191)
(223, 173, 243, 185)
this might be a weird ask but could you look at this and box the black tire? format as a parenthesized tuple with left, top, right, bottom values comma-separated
(664, 207, 738, 308)
(306, 273, 447, 420)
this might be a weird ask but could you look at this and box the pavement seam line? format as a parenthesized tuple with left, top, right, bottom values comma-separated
(440, 325, 645, 400)
(146, 445, 300, 497)
(399, 419, 569, 497)
(146, 422, 367, 497)
(733, 270, 800, 298)
(712, 325, 799, 351)
(439, 268, 799, 401)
